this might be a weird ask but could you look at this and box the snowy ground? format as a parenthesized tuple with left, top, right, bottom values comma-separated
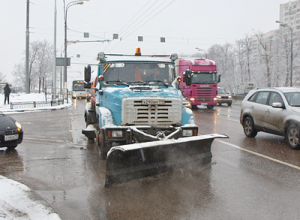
(0, 92, 71, 220)
(0, 176, 61, 220)
(0, 93, 72, 114)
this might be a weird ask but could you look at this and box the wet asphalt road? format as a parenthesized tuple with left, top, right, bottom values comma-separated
(1, 99, 300, 220)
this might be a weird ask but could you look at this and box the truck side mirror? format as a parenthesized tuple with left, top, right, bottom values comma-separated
(217, 75, 221, 83)
(84, 65, 91, 83)
(84, 65, 92, 88)
(184, 70, 192, 86)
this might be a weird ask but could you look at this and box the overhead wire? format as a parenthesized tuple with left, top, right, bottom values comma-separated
(117, 0, 156, 34)
(121, 0, 176, 40)
(103, 0, 160, 53)
(105, 0, 175, 53)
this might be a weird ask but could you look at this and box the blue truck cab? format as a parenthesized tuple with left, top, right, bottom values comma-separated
(82, 49, 198, 159)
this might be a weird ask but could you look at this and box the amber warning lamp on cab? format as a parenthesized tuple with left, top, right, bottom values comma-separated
(135, 48, 141, 56)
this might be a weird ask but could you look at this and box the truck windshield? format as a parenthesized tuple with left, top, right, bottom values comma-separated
(191, 73, 217, 84)
(103, 62, 175, 85)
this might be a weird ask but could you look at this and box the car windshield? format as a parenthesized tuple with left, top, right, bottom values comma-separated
(191, 72, 218, 84)
(284, 92, 300, 107)
(218, 88, 226, 93)
(102, 62, 175, 85)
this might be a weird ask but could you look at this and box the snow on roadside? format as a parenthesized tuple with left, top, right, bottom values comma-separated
(0, 175, 61, 220)
(0, 93, 72, 114)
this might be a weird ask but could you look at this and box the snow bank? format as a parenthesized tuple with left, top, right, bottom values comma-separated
(0, 175, 61, 220)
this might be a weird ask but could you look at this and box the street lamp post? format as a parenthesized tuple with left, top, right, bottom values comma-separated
(276, 20, 293, 87)
(63, 0, 84, 93)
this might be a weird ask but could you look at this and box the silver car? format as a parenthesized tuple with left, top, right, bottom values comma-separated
(240, 87, 300, 149)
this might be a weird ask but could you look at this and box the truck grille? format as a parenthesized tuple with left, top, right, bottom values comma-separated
(121, 97, 182, 126)
(196, 88, 213, 101)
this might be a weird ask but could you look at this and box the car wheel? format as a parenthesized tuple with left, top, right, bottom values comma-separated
(207, 105, 214, 109)
(286, 125, 300, 150)
(243, 116, 258, 137)
(191, 105, 197, 110)
(7, 145, 17, 150)
(228, 102, 232, 106)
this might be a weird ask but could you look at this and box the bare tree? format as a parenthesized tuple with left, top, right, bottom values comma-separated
(208, 43, 236, 93)
(12, 40, 53, 92)
(235, 39, 246, 83)
(254, 31, 274, 87)
(241, 34, 253, 82)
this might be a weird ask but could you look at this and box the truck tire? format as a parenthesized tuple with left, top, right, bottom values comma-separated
(97, 130, 108, 160)
(207, 105, 214, 109)
(243, 116, 257, 138)
(286, 124, 300, 150)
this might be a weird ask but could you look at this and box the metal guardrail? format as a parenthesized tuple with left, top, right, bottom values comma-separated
(10, 99, 65, 109)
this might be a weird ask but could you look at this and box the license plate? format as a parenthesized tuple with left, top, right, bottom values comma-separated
(142, 100, 165, 105)
(4, 134, 19, 141)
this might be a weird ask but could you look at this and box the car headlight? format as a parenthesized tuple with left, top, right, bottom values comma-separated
(182, 129, 193, 137)
(15, 121, 22, 131)
(228, 95, 232, 98)
(112, 130, 123, 138)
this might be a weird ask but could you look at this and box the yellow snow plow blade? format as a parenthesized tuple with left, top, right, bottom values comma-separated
(105, 134, 228, 186)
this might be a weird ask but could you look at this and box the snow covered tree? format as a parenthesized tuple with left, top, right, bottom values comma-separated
(12, 40, 53, 92)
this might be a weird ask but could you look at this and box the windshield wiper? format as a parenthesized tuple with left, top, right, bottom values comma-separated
(145, 80, 169, 87)
(127, 81, 146, 85)
(106, 80, 128, 85)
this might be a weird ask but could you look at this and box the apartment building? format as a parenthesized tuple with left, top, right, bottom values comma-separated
(246, 0, 300, 86)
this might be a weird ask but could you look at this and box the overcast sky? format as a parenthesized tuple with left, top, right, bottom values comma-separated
(0, 0, 290, 87)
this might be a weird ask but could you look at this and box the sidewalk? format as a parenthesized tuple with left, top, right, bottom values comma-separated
(0, 93, 72, 114)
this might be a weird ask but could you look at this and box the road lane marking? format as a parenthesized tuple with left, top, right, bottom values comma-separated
(216, 139, 300, 171)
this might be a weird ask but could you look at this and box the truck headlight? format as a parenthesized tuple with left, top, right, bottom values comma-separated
(183, 129, 193, 137)
(112, 130, 123, 138)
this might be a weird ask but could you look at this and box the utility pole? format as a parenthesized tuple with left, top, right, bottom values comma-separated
(53, 0, 57, 100)
(25, 0, 30, 93)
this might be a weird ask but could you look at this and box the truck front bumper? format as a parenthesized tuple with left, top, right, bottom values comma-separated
(82, 125, 198, 143)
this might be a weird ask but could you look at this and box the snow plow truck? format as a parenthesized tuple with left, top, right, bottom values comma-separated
(82, 48, 228, 186)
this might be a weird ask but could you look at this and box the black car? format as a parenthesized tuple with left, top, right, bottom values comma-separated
(0, 111, 23, 150)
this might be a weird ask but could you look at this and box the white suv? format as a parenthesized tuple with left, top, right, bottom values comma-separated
(240, 87, 300, 149)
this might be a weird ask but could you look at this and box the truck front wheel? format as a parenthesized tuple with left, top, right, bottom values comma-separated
(97, 131, 108, 160)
